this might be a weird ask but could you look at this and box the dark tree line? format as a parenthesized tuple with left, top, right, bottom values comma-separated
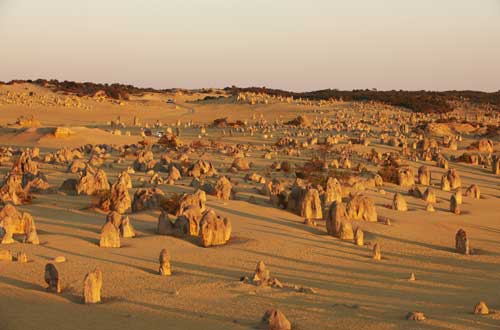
(226, 86, 500, 113)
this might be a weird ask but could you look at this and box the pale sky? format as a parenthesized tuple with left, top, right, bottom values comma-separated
(1, 0, 499, 91)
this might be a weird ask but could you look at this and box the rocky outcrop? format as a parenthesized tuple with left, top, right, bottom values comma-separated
(392, 193, 408, 211)
(199, 210, 231, 247)
(346, 194, 377, 222)
(99, 221, 120, 248)
(326, 201, 347, 237)
(300, 188, 322, 220)
(214, 176, 232, 201)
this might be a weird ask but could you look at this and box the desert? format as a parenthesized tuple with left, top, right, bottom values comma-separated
(0, 80, 499, 330)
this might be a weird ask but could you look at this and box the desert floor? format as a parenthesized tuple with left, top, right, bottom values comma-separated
(0, 83, 499, 330)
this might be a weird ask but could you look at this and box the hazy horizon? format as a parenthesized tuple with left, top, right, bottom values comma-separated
(1, 0, 499, 92)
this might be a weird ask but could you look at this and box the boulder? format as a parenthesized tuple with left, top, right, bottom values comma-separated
(324, 177, 342, 206)
(99, 221, 120, 248)
(83, 267, 103, 304)
(199, 210, 231, 247)
(397, 167, 415, 187)
(159, 248, 171, 276)
(0, 205, 39, 244)
(450, 195, 461, 215)
(422, 188, 436, 203)
(354, 227, 364, 246)
(214, 176, 232, 201)
(474, 301, 489, 315)
(252, 261, 270, 286)
(392, 193, 408, 211)
(109, 175, 131, 214)
(440, 174, 451, 191)
(261, 309, 292, 330)
(373, 243, 381, 260)
(455, 229, 470, 255)
(132, 188, 164, 212)
(417, 166, 431, 185)
(326, 201, 347, 237)
(446, 169, 461, 189)
(300, 188, 323, 220)
(346, 194, 377, 222)
(339, 221, 354, 241)
(45, 263, 62, 293)
(120, 216, 136, 238)
(406, 312, 426, 321)
(465, 184, 480, 199)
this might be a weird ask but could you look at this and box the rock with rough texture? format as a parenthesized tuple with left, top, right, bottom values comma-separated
(177, 205, 203, 236)
(0, 204, 39, 244)
(339, 221, 354, 241)
(326, 201, 347, 237)
(132, 188, 164, 212)
(440, 174, 451, 191)
(474, 301, 489, 315)
(493, 158, 500, 175)
(300, 188, 323, 220)
(159, 248, 171, 276)
(45, 263, 62, 293)
(455, 229, 470, 255)
(120, 216, 136, 238)
(261, 309, 292, 330)
(406, 312, 426, 321)
(446, 169, 461, 189)
(422, 188, 436, 203)
(252, 260, 270, 286)
(83, 267, 103, 304)
(346, 194, 377, 222)
(99, 221, 120, 248)
(417, 166, 431, 185)
(355, 227, 364, 246)
(157, 212, 189, 237)
(397, 166, 415, 187)
(214, 176, 232, 201)
(16, 251, 28, 263)
(188, 159, 217, 178)
(199, 210, 231, 247)
(373, 243, 381, 260)
(76, 168, 110, 196)
(465, 184, 480, 199)
(177, 190, 206, 215)
(109, 174, 131, 214)
(0, 173, 31, 205)
(392, 193, 408, 211)
(450, 195, 461, 215)
(324, 177, 342, 206)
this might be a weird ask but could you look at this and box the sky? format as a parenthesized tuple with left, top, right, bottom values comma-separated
(0, 0, 499, 91)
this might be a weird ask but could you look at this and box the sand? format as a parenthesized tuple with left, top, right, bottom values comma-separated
(0, 83, 499, 330)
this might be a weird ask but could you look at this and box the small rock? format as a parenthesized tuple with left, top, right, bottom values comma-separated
(53, 256, 66, 263)
(17, 252, 28, 263)
(261, 309, 291, 330)
(474, 301, 489, 315)
(406, 311, 426, 321)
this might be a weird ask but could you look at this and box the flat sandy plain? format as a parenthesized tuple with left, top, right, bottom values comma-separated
(0, 83, 499, 330)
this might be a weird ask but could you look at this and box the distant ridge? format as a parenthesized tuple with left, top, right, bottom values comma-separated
(1, 79, 499, 113)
